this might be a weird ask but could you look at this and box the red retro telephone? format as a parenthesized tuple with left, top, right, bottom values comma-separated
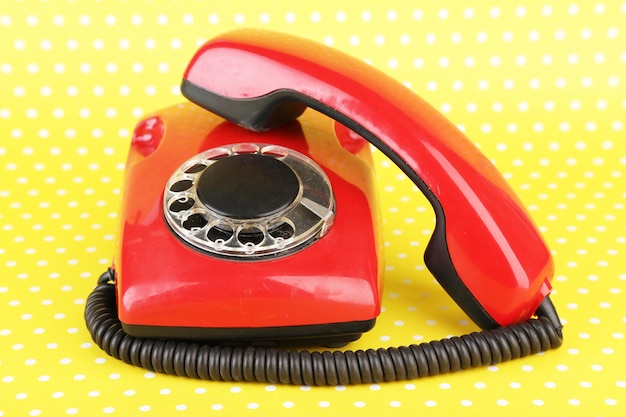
(85, 29, 562, 385)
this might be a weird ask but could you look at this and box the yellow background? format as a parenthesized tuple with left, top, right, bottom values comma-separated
(2, 0, 625, 416)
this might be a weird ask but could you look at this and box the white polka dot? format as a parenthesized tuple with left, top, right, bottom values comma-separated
(310, 11, 321, 23)
(411, 9, 423, 20)
(259, 12, 270, 24)
(144, 38, 156, 49)
(513, 5, 527, 17)
(233, 13, 245, 24)
(487, 7, 501, 19)
(282, 12, 296, 24)
(129, 14, 142, 25)
(387, 9, 398, 21)
(13, 39, 26, 51)
(40, 39, 53, 50)
(208, 13, 219, 24)
(528, 30, 540, 42)
(181, 13, 194, 25)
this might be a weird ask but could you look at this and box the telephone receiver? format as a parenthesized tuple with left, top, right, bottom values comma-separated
(85, 29, 562, 385)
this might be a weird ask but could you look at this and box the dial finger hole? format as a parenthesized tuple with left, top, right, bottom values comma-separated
(170, 179, 193, 192)
(237, 226, 264, 245)
(268, 220, 295, 240)
(232, 143, 260, 154)
(203, 147, 231, 160)
(183, 163, 207, 174)
(261, 145, 288, 158)
(182, 213, 208, 232)
(169, 196, 195, 212)
(207, 223, 234, 243)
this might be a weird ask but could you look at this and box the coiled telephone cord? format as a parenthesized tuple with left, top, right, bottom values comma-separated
(85, 270, 562, 385)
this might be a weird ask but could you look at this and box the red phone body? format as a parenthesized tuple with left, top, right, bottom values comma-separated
(114, 29, 555, 345)
(116, 103, 383, 343)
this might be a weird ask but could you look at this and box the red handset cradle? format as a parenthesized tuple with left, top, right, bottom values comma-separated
(182, 29, 554, 329)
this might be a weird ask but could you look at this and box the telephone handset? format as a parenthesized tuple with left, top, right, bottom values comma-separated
(85, 29, 563, 385)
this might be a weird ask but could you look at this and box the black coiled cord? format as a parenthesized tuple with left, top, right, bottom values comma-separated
(85, 270, 563, 385)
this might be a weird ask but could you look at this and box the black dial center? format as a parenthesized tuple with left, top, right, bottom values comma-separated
(196, 154, 300, 219)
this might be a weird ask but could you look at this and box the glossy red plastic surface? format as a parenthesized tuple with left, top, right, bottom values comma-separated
(131, 116, 165, 156)
(117, 103, 382, 329)
(184, 29, 553, 326)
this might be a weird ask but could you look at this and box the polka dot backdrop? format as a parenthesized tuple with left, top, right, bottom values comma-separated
(1, 0, 625, 416)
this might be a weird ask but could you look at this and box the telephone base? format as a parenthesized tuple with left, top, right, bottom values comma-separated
(120, 319, 375, 348)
